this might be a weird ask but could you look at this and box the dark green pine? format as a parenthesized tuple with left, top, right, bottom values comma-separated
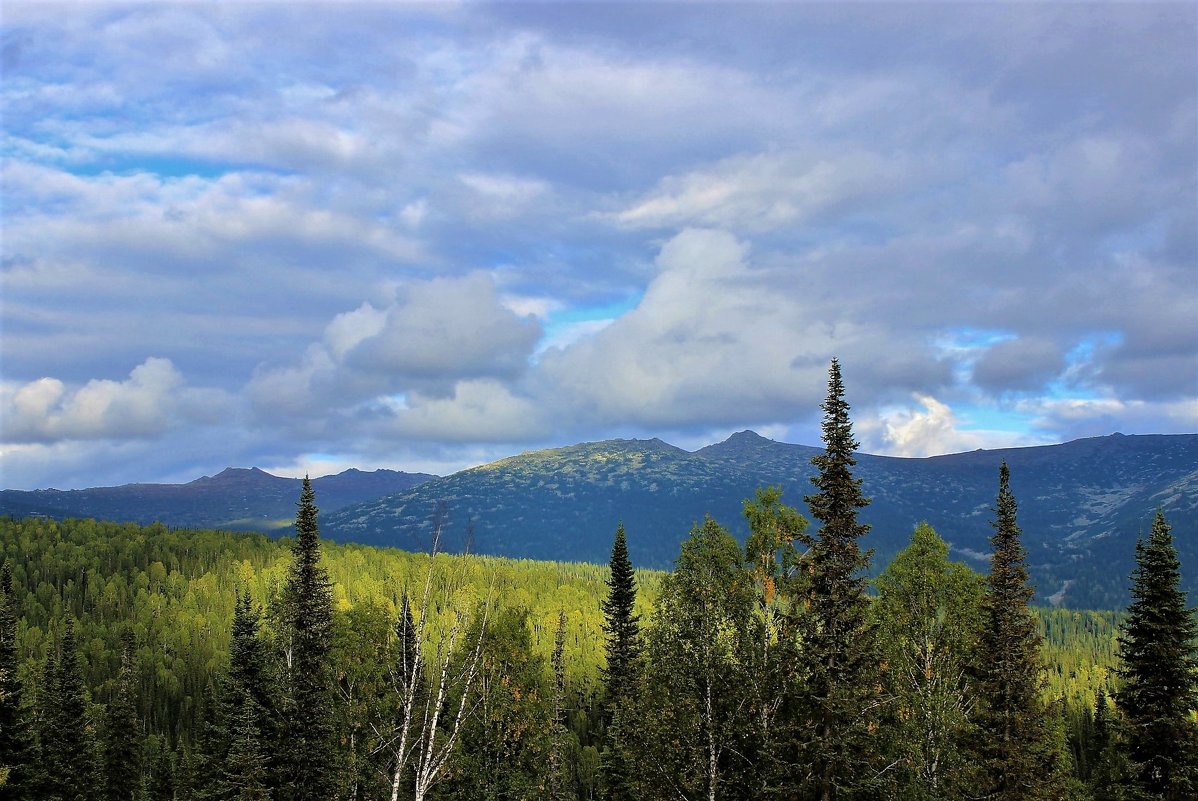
(43, 619, 99, 801)
(601, 522, 641, 711)
(228, 592, 274, 723)
(798, 357, 878, 801)
(145, 743, 175, 801)
(1116, 510, 1198, 800)
(218, 691, 272, 801)
(102, 633, 142, 801)
(972, 462, 1060, 801)
(280, 477, 338, 801)
(600, 523, 640, 801)
(598, 708, 636, 801)
(0, 562, 35, 800)
(548, 609, 570, 801)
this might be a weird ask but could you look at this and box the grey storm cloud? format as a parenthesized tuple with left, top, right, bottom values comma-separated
(972, 338, 1066, 394)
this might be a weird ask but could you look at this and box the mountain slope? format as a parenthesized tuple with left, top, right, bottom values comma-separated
(323, 432, 1197, 608)
(0, 467, 436, 531)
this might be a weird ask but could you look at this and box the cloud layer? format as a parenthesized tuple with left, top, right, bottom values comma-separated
(2, 3, 1195, 489)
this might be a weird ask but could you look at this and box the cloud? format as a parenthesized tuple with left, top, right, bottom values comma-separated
(248, 272, 542, 419)
(534, 228, 951, 429)
(345, 274, 542, 382)
(1020, 397, 1198, 442)
(2, 3, 1194, 488)
(972, 337, 1066, 394)
(865, 394, 1049, 457)
(1, 358, 231, 444)
(610, 148, 915, 232)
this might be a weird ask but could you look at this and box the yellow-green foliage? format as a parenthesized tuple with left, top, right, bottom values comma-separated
(3, 515, 1116, 746)
(1, 516, 659, 739)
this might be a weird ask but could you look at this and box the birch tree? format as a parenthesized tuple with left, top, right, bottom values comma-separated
(372, 508, 492, 801)
(873, 523, 984, 799)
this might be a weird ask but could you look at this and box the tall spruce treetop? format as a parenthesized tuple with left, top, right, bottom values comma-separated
(1116, 510, 1198, 800)
(973, 461, 1060, 801)
(280, 476, 337, 801)
(799, 358, 878, 801)
(601, 522, 641, 711)
(806, 358, 871, 551)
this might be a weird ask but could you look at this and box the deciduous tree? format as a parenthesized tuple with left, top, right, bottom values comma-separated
(874, 523, 984, 799)
(636, 516, 755, 801)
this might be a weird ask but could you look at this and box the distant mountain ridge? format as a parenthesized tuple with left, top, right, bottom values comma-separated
(0, 467, 436, 531)
(322, 432, 1197, 609)
(3, 432, 1194, 607)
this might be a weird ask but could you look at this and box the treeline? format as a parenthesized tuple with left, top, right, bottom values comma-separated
(1, 361, 1195, 800)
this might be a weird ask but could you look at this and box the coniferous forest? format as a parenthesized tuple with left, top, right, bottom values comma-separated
(1, 363, 1195, 800)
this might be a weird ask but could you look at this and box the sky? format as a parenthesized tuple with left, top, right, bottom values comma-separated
(2, 2, 1196, 490)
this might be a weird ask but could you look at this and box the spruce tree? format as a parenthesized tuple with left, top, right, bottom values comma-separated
(201, 592, 278, 800)
(218, 691, 272, 801)
(0, 562, 33, 800)
(145, 741, 175, 801)
(798, 358, 879, 801)
(228, 592, 274, 727)
(1116, 510, 1198, 800)
(279, 477, 337, 801)
(972, 462, 1060, 801)
(548, 609, 570, 801)
(41, 619, 99, 801)
(602, 523, 641, 710)
(101, 632, 141, 801)
(600, 523, 640, 801)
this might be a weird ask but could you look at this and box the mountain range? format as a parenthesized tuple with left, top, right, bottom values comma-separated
(0, 467, 434, 531)
(322, 431, 1196, 609)
(3, 432, 1195, 608)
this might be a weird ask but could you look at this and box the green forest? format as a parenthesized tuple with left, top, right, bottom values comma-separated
(1, 363, 1195, 801)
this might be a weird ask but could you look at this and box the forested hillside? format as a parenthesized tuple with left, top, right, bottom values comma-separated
(0, 512, 1164, 800)
(323, 431, 1197, 609)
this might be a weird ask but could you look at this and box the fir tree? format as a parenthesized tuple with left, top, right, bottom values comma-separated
(0, 562, 33, 800)
(101, 632, 141, 801)
(145, 740, 175, 801)
(201, 592, 278, 800)
(798, 358, 879, 801)
(1116, 510, 1198, 800)
(218, 691, 272, 801)
(972, 462, 1060, 801)
(229, 592, 272, 710)
(600, 523, 640, 800)
(548, 609, 571, 801)
(602, 523, 641, 711)
(41, 619, 99, 801)
(279, 477, 338, 801)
